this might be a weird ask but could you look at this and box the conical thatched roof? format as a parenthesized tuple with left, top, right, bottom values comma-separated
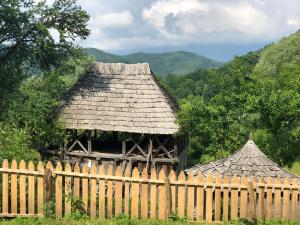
(186, 139, 298, 178)
(58, 62, 179, 134)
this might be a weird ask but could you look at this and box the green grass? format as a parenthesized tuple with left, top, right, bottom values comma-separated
(0, 217, 299, 225)
(286, 161, 300, 176)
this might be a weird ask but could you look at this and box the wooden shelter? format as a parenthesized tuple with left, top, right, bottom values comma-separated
(52, 62, 187, 169)
(186, 138, 298, 178)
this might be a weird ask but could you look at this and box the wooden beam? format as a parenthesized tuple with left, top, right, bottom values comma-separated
(122, 141, 126, 156)
(146, 136, 153, 171)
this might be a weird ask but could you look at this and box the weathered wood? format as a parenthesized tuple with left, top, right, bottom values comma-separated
(146, 137, 153, 171)
(248, 179, 256, 220)
(11, 160, 18, 214)
(98, 164, 105, 218)
(124, 164, 131, 215)
(291, 178, 299, 220)
(19, 160, 26, 214)
(122, 140, 126, 156)
(265, 177, 273, 219)
(165, 175, 172, 219)
(37, 161, 44, 215)
(45, 162, 53, 204)
(131, 167, 139, 218)
(240, 176, 248, 218)
(28, 161, 35, 215)
(90, 163, 97, 218)
(222, 175, 229, 221)
(73, 162, 80, 200)
(282, 178, 291, 220)
(158, 169, 166, 220)
(214, 174, 221, 221)
(196, 173, 204, 221)
(274, 178, 282, 219)
(177, 171, 186, 218)
(55, 162, 63, 218)
(114, 165, 123, 217)
(2, 160, 8, 214)
(141, 167, 148, 219)
(64, 163, 72, 216)
(82, 163, 89, 214)
(187, 173, 195, 220)
(257, 177, 265, 219)
(107, 164, 113, 218)
(205, 173, 213, 222)
(169, 170, 176, 214)
(150, 168, 157, 219)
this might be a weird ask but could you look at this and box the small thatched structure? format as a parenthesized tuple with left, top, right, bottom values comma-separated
(50, 62, 187, 169)
(186, 138, 298, 178)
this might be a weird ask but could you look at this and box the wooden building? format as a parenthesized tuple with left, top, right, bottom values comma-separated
(53, 62, 187, 169)
(186, 137, 298, 178)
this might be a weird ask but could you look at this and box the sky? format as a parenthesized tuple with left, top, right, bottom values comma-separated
(75, 0, 300, 61)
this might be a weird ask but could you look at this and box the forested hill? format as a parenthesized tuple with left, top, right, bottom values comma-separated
(84, 48, 222, 76)
(164, 30, 300, 168)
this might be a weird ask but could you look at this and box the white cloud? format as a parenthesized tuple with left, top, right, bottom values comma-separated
(287, 18, 300, 27)
(91, 11, 133, 28)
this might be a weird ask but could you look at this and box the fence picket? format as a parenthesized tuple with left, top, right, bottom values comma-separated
(82, 163, 89, 214)
(177, 171, 186, 218)
(11, 160, 18, 214)
(169, 170, 176, 214)
(274, 178, 282, 219)
(158, 169, 166, 220)
(37, 161, 44, 215)
(98, 164, 105, 218)
(291, 178, 299, 220)
(187, 174, 194, 220)
(283, 178, 291, 220)
(266, 177, 273, 219)
(73, 162, 80, 200)
(124, 165, 131, 215)
(2, 160, 8, 214)
(230, 176, 239, 220)
(240, 176, 248, 218)
(257, 177, 265, 219)
(90, 163, 97, 218)
(150, 168, 157, 219)
(131, 167, 139, 218)
(196, 173, 204, 221)
(107, 164, 113, 218)
(28, 161, 35, 215)
(214, 174, 221, 221)
(64, 163, 72, 216)
(19, 160, 26, 215)
(222, 175, 229, 221)
(205, 173, 213, 222)
(114, 165, 123, 217)
(141, 167, 148, 219)
(55, 162, 63, 218)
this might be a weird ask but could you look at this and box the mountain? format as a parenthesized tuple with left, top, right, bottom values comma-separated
(84, 48, 222, 76)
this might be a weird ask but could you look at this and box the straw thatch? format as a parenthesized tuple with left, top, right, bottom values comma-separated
(186, 139, 298, 178)
(59, 62, 179, 134)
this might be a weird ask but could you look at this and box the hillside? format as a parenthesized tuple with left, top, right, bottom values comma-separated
(84, 48, 222, 76)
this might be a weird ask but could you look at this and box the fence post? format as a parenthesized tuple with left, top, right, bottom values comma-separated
(44, 163, 53, 217)
(248, 179, 255, 220)
(164, 175, 172, 220)
(2, 160, 8, 214)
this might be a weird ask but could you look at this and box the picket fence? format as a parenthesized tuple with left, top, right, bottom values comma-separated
(0, 159, 299, 222)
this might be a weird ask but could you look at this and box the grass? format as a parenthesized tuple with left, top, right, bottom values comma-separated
(286, 161, 300, 176)
(0, 217, 299, 225)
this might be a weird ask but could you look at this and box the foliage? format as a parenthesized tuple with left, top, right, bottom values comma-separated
(84, 48, 222, 76)
(165, 31, 300, 166)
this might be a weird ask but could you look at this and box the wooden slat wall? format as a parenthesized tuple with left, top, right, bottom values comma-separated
(0, 159, 299, 222)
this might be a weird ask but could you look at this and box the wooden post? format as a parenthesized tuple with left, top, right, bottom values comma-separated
(196, 173, 204, 222)
(214, 174, 222, 222)
(44, 163, 53, 204)
(55, 162, 63, 218)
(98, 164, 105, 218)
(240, 176, 248, 219)
(257, 177, 265, 219)
(88, 130, 92, 155)
(205, 173, 213, 222)
(37, 161, 44, 215)
(115, 165, 123, 217)
(107, 164, 113, 218)
(2, 160, 8, 214)
(274, 178, 282, 219)
(122, 140, 126, 156)
(282, 178, 291, 220)
(65, 163, 72, 216)
(28, 161, 35, 215)
(187, 173, 195, 221)
(131, 167, 140, 218)
(222, 175, 229, 221)
(291, 178, 299, 220)
(19, 160, 26, 214)
(177, 171, 186, 218)
(141, 167, 149, 219)
(165, 176, 172, 220)
(146, 136, 153, 171)
(90, 163, 97, 218)
(169, 169, 176, 214)
(73, 162, 80, 200)
(248, 179, 255, 220)
(11, 160, 18, 214)
(150, 168, 157, 219)
(82, 163, 89, 214)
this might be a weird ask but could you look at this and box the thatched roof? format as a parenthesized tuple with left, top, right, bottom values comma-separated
(59, 62, 179, 134)
(186, 139, 298, 178)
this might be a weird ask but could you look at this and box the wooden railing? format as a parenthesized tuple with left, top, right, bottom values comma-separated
(0, 159, 299, 222)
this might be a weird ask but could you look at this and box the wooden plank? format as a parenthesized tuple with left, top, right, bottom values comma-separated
(131, 167, 139, 218)
(291, 178, 299, 221)
(64, 163, 72, 216)
(73, 162, 80, 200)
(2, 160, 8, 214)
(114, 165, 123, 217)
(177, 171, 186, 218)
(205, 173, 213, 222)
(19, 160, 26, 215)
(28, 161, 35, 215)
(240, 176, 248, 219)
(222, 175, 229, 221)
(107, 164, 113, 218)
(252, 177, 258, 218)
(158, 169, 166, 220)
(37, 161, 44, 215)
(124, 164, 131, 216)
(169, 169, 176, 214)
(82, 163, 89, 214)
(282, 178, 291, 220)
(214, 174, 221, 222)
(150, 168, 157, 219)
(98, 164, 105, 218)
(90, 163, 97, 218)
(196, 173, 204, 221)
(265, 177, 273, 219)
(274, 178, 282, 219)
(10, 160, 18, 214)
(248, 179, 255, 220)
(45, 162, 53, 206)
(55, 162, 63, 218)
(187, 173, 195, 221)
(257, 177, 265, 219)
(165, 175, 171, 219)
(141, 167, 148, 219)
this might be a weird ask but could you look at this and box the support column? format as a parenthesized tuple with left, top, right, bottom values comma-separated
(88, 130, 92, 155)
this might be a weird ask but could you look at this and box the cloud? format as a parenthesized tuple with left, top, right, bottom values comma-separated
(91, 11, 133, 28)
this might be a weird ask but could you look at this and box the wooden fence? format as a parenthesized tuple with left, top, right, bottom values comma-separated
(0, 159, 300, 222)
